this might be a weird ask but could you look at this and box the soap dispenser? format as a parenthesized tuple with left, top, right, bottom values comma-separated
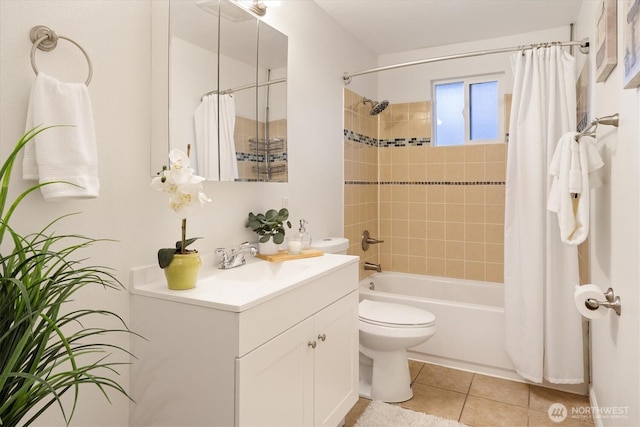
(297, 219, 312, 250)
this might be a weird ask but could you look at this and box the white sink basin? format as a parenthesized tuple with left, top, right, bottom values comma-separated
(131, 252, 359, 312)
(213, 259, 309, 283)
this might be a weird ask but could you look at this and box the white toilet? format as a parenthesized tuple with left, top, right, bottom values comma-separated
(309, 237, 350, 255)
(358, 299, 435, 402)
(310, 237, 436, 403)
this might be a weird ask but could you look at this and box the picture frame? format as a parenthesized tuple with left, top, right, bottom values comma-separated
(576, 62, 590, 132)
(595, 0, 617, 83)
(623, 0, 640, 88)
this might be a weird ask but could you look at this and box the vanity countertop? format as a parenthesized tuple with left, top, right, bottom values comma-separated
(130, 253, 358, 313)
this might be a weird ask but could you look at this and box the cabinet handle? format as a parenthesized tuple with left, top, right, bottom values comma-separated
(308, 340, 317, 349)
(317, 333, 326, 342)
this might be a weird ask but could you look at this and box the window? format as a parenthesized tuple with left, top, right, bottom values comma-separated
(432, 73, 505, 146)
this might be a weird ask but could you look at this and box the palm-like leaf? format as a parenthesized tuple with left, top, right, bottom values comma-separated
(0, 126, 137, 426)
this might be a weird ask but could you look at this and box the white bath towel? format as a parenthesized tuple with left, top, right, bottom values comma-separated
(23, 72, 99, 201)
(547, 132, 604, 245)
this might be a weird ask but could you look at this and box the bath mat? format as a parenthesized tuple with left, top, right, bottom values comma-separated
(354, 400, 469, 427)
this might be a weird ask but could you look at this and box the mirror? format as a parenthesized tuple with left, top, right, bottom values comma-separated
(151, 0, 288, 182)
(168, 0, 221, 179)
(255, 21, 288, 182)
(217, 3, 257, 182)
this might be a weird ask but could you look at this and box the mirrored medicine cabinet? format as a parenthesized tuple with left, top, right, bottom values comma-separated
(151, 0, 288, 182)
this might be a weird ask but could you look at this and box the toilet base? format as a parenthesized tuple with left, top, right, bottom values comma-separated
(359, 348, 413, 403)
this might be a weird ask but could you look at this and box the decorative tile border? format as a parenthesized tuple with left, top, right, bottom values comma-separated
(379, 137, 431, 147)
(236, 152, 288, 162)
(344, 129, 378, 146)
(346, 129, 512, 146)
(237, 152, 261, 162)
(344, 129, 431, 147)
(345, 180, 505, 186)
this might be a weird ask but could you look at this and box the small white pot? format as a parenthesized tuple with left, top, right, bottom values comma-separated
(258, 239, 279, 255)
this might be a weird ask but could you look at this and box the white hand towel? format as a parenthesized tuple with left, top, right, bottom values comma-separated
(23, 72, 99, 201)
(568, 140, 582, 194)
(547, 132, 604, 245)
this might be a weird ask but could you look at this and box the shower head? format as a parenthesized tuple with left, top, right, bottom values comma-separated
(362, 97, 389, 116)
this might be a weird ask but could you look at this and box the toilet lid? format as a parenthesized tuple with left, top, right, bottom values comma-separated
(359, 299, 435, 327)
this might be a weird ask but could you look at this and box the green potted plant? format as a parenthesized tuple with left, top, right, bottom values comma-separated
(0, 126, 135, 426)
(246, 208, 291, 254)
(151, 148, 211, 290)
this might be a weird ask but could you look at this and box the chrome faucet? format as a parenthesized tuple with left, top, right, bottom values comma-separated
(364, 261, 382, 273)
(215, 242, 257, 269)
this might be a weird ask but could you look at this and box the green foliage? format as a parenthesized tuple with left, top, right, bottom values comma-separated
(157, 237, 202, 269)
(246, 208, 292, 245)
(0, 126, 136, 426)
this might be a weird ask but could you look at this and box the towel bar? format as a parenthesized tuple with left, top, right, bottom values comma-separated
(575, 113, 619, 141)
(29, 25, 93, 86)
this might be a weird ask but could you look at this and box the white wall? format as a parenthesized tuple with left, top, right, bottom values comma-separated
(0, 1, 376, 425)
(574, 1, 640, 426)
(377, 26, 571, 103)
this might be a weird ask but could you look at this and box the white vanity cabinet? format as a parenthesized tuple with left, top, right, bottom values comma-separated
(236, 292, 358, 426)
(130, 254, 359, 427)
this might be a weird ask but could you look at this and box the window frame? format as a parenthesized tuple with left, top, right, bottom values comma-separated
(431, 72, 506, 146)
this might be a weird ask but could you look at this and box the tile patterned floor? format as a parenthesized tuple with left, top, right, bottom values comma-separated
(345, 361, 595, 427)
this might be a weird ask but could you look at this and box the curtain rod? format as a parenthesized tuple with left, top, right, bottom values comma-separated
(343, 39, 589, 84)
(201, 78, 286, 100)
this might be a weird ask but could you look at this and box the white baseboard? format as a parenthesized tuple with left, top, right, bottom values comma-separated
(589, 384, 604, 427)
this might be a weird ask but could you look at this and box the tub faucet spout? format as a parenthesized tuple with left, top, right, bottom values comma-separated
(364, 261, 382, 273)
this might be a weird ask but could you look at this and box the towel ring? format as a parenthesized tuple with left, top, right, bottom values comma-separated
(29, 25, 93, 86)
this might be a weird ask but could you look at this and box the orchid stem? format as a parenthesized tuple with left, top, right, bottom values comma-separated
(181, 218, 187, 254)
(181, 145, 191, 254)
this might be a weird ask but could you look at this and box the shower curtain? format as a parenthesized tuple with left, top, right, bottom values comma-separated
(504, 45, 584, 384)
(218, 94, 239, 181)
(194, 94, 216, 180)
(194, 94, 239, 181)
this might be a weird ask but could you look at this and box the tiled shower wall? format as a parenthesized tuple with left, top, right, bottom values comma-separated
(235, 117, 288, 181)
(344, 90, 379, 271)
(344, 88, 507, 283)
(344, 87, 590, 287)
(377, 142, 506, 282)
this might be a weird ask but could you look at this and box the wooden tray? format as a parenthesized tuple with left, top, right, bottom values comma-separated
(256, 249, 324, 262)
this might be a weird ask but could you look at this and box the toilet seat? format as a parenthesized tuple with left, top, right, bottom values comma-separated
(359, 299, 435, 328)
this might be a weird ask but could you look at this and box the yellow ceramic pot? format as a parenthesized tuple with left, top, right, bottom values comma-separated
(164, 253, 202, 290)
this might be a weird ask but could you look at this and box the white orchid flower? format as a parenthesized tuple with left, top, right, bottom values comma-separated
(152, 148, 211, 218)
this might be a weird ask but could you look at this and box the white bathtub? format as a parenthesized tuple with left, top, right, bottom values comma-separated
(359, 272, 518, 380)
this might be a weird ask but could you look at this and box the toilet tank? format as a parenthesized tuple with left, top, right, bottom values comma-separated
(310, 237, 349, 254)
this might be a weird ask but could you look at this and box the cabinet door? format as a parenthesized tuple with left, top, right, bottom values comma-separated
(313, 292, 359, 426)
(236, 317, 314, 426)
